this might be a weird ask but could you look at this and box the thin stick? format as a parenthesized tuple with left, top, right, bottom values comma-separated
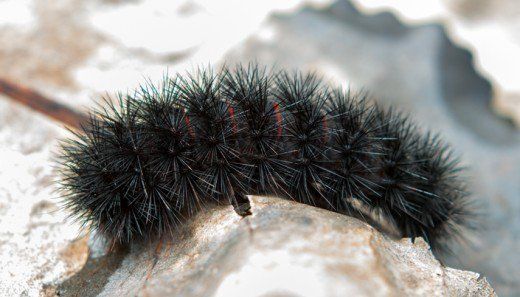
(0, 78, 88, 129)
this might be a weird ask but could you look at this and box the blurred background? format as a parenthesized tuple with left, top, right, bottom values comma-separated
(0, 0, 518, 296)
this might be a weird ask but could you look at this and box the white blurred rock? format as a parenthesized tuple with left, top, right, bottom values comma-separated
(350, 0, 520, 126)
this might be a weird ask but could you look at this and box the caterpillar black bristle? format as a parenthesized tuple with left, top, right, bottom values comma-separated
(272, 71, 332, 209)
(59, 64, 474, 253)
(222, 65, 291, 199)
(324, 89, 382, 215)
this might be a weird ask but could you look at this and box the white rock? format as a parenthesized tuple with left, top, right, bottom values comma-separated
(57, 196, 496, 297)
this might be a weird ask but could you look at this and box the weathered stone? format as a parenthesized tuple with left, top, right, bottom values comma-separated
(57, 196, 496, 297)
(0, 100, 87, 297)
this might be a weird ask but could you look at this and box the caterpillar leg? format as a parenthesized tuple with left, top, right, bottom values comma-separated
(232, 191, 252, 217)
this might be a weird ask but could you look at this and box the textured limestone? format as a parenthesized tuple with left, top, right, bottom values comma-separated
(0, 100, 87, 297)
(57, 196, 496, 297)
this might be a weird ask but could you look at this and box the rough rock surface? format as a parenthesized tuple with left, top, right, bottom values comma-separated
(0, 100, 86, 296)
(56, 196, 496, 297)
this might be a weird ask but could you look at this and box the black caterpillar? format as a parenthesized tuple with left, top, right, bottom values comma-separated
(59, 65, 473, 252)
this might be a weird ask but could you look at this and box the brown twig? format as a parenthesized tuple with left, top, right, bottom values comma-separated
(0, 78, 89, 129)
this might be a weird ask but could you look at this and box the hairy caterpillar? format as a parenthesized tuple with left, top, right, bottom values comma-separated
(59, 65, 473, 252)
